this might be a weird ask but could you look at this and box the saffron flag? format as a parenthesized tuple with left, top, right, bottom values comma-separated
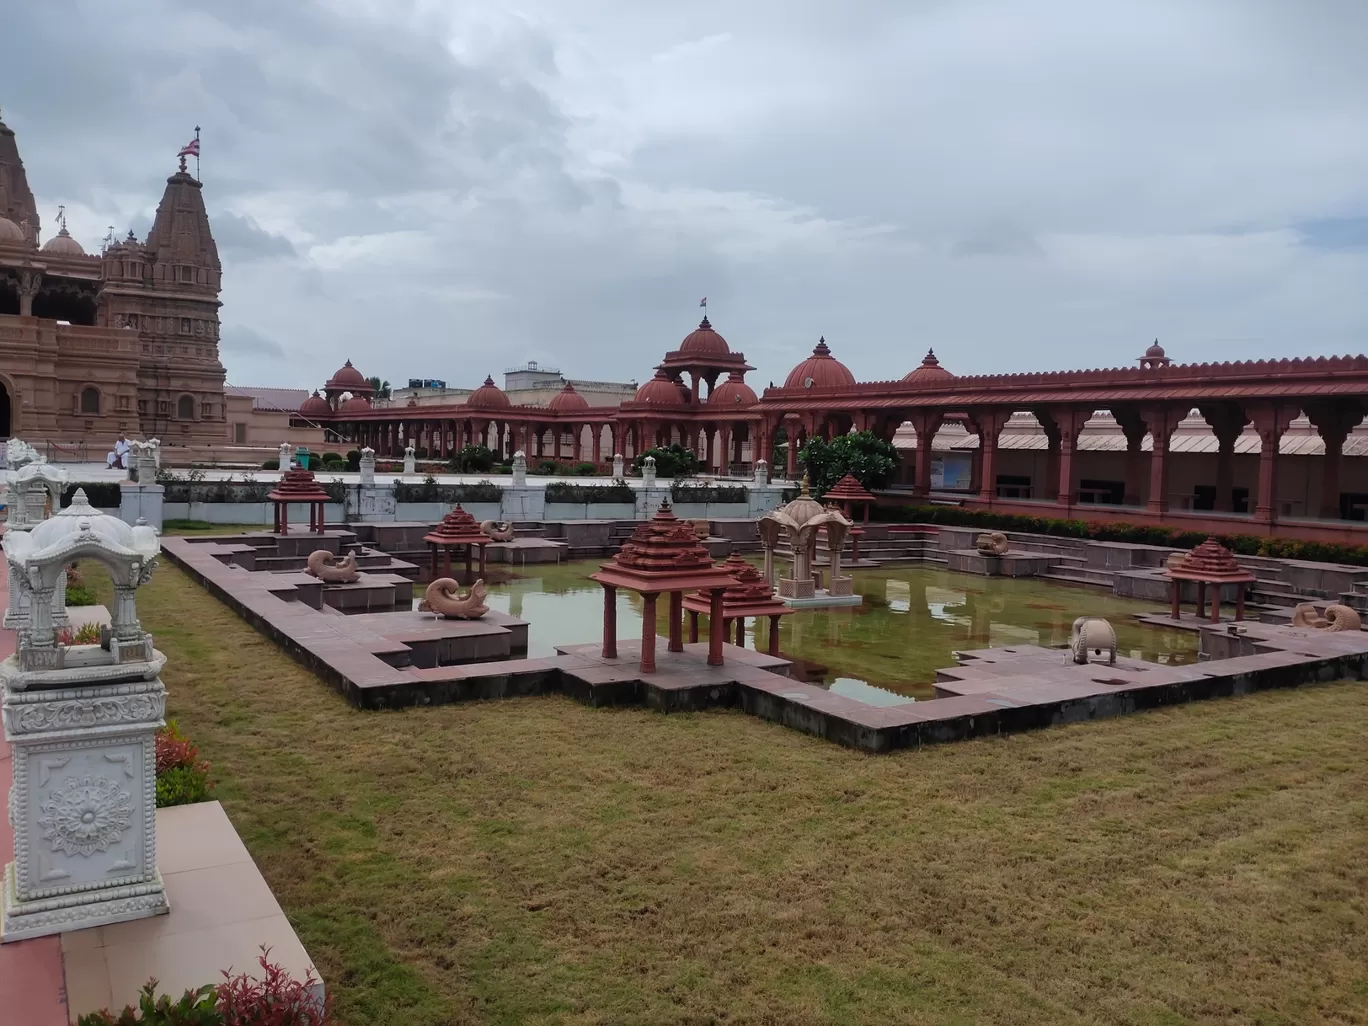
(178, 138, 200, 158)
(699, 297, 707, 307)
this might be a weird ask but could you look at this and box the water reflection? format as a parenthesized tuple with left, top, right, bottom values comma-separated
(476, 559, 1199, 702)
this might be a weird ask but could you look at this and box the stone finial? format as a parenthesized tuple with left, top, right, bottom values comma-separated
(358, 447, 377, 486)
(511, 450, 528, 486)
(612, 453, 625, 480)
(278, 441, 293, 468)
(641, 454, 657, 488)
(754, 458, 769, 485)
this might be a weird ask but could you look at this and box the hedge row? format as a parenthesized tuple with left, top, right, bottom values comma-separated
(393, 479, 503, 503)
(670, 483, 748, 504)
(545, 482, 636, 504)
(875, 504, 1368, 567)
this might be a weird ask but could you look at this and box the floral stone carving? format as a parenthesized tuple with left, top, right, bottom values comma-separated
(39, 775, 135, 857)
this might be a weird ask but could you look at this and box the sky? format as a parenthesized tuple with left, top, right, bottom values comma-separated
(5, 0, 1367, 391)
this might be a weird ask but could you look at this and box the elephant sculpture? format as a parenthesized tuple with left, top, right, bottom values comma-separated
(1291, 602, 1362, 632)
(305, 549, 360, 583)
(976, 531, 1010, 556)
(1068, 616, 1117, 666)
(480, 520, 516, 542)
(419, 578, 489, 619)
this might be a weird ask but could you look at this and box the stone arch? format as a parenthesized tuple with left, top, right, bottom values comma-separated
(176, 394, 195, 420)
(79, 385, 101, 415)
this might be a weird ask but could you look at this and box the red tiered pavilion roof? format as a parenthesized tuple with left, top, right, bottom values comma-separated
(1166, 537, 1256, 584)
(591, 502, 739, 594)
(267, 468, 332, 504)
(822, 475, 875, 505)
(683, 553, 791, 621)
(423, 505, 488, 548)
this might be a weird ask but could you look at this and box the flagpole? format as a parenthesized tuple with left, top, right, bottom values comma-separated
(194, 125, 201, 181)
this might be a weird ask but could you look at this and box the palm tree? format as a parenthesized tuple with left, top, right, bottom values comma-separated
(367, 376, 392, 399)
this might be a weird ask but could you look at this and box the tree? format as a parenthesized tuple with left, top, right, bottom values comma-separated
(633, 443, 700, 479)
(367, 376, 392, 400)
(449, 444, 494, 473)
(797, 430, 898, 497)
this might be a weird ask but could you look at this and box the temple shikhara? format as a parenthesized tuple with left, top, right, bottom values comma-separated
(0, 116, 225, 446)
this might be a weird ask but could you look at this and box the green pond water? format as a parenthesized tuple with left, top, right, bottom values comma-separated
(478, 559, 1198, 702)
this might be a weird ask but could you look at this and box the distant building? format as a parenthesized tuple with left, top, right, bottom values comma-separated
(388, 361, 636, 409)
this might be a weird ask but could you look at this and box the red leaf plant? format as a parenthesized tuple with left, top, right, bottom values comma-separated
(216, 946, 332, 1025)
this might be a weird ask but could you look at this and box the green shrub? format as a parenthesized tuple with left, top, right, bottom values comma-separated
(574, 462, 598, 476)
(634, 443, 699, 478)
(449, 444, 495, 473)
(345, 449, 362, 471)
(537, 459, 560, 475)
(321, 459, 347, 470)
(64, 482, 122, 508)
(797, 431, 898, 497)
(262, 458, 279, 470)
(671, 482, 748, 503)
(154, 721, 214, 808)
(545, 482, 636, 504)
(321, 451, 341, 463)
(65, 583, 97, 606)
(76, 981, 219, 1025)
(393, 477, 502, 503)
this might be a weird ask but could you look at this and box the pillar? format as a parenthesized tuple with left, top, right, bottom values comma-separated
(707, 588, 725, 666)
(719, 427, 731, 474)
(1143, 406, 1183, 515)
(689, 610, 699, 643)
(734, 616, 745, 647)
(1051, 409, 1090, 509)
(1250, 404, 1296, 523)
(970, 410, 1010, 503)
(17, 268, 41, 317)
(1306, 401, 1365, 519)
(910, 412, 944, 498)
(592, 424, 602, 465)
(601, 585, 617, 659)
(767, 615, 782, 656)
(668, 590, 683, 653)
(786, 422, 798, 479)
(640, 592, 658, 673)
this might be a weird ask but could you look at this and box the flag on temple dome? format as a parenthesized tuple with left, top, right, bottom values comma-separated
(178, 138, 200, 158)
(699, 297, 707, 307)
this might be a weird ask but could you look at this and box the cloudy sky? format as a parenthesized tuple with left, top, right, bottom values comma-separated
(6, 0, 1367, 390)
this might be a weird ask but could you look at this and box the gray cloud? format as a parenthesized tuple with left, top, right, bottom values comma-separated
(220, 325, 286, 360)
(5, 0, 1367, 390)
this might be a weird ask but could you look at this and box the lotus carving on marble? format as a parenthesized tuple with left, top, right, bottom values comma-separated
(39, 775, 135, 857)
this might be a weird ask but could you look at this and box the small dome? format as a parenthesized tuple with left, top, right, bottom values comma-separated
(338, 394, 372, 414)
(466, 375, 512, 410)
(776, 478, 825, 526)
(679, 316, 730, 357)
(709, 370, 757, 406)
(299, 390, 332, 418)
(1145, 340, 1166, 359)
(548, 382, 589, 411)
(325, 360, 371, 393)
(783, 337, 856, 390)
(41, 226, 85, 256)
(634, 368, 689, 405)
(12, 488, 159, 564)
(0, 217, 26, 244)
(902, 349, 954, 384)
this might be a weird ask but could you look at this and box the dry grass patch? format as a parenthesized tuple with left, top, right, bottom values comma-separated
(118, 563, 1368, 1026)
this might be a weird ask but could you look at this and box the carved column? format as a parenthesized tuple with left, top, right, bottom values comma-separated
(1306, 401, 1365, 519)
(909, 411, 944, 498)
(969, 410, 1011, 504)
(1112, 408, 1148, 506)
(1142, 406, 1184, 514)
(1040, 408, 1088, 508)
(1249, 403, 1298, 523)
(1033, 409, 1061, 500)
(1200, 404, 1248, 512)
(601, 585, 617, 659)
(640, 592, 657, 673)
(17, 268, 42, 318)
(785, 419, 798, 479)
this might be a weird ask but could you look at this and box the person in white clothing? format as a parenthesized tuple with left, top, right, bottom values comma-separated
(108, 434, 131, 470)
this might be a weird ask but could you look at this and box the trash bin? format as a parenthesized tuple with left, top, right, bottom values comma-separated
(294, 446, 311, 470)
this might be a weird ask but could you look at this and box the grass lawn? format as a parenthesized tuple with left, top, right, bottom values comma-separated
(108, 562, 1368, 1025)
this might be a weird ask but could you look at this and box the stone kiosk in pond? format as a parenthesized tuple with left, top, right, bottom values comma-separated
(0, 490, 167, 941)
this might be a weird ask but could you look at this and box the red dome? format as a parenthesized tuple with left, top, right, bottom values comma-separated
(338, 394, 372, 414)
(634, 369, 689, 405)
(1145, 340, 1166, 359)
(902, 349, 954, 384)
(783, 337, 856, 390)
(679, 316, 730, 356)
(548, 382, 589, 411)
(299, 390, 332, 418)
(709, 370, 757, 407)
(326, 360, 372, 393)
(466, 375, 512, 410)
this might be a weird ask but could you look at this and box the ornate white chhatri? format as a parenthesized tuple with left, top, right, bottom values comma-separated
(1, 489, 168, 942)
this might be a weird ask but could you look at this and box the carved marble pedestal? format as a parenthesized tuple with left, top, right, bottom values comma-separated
(1, 662, 170, 942)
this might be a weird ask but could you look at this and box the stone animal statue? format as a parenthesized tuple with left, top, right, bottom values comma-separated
(419, 578, 489, 619)
(304, 549, 360, 583)
(1165, 552, 1186, 571)
(1291, 602, 1362, 632)
(975, 531, 1010, 556)
(1068, 616, 1117, 666)
(691, 519, 710, 540)
(480, 520, 516, 542)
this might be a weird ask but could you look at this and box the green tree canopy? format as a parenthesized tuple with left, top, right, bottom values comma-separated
(633, 443, 700, 479)
(367, 376, 392, 399)
(797, 430, 898, 497)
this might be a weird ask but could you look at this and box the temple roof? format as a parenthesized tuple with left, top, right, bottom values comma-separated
(0, 115, 39, 245)
(423, 505, 488, 546)
(267, 469, 332, 504)
(1166, 537, 1256, 583)
(683, 553, 792, 619)
(591, 502, 740, 594)
(146, 163, 220, 273)
(822, 474, 875, 504)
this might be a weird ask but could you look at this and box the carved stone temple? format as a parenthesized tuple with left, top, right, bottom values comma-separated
(0, 489, 167, 941)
